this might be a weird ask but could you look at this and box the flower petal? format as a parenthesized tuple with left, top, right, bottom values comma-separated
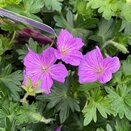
(41, 47, 57, 66)
(24, 48, 42, 69)
(62, 50, 83, 66)
(23, 68, 43, 84)
(55, 49, 63, 59)
(104, 56, 120, 73)
(57, 29, 73, 47)
(68, 38, 84, 50)
(98, 70, 112, 84)
(49, 64, 68, 82)
(84, 46, 104, 68)
(23, 70, 53, 94)
(78, 59, 98, 83)
(22, 70, 27, 85)
(57, 29, 84, 50)
(40, 74, 53, 94)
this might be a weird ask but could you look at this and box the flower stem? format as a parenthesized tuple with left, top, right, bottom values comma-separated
(50, 41, 54, 47)
(49, 35, 56, 47)
(10, 31, 16, 45)
(20, 93, 28, 104)
(102, 40, 115, 49)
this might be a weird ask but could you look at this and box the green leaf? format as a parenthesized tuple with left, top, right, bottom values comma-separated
(97, 19, 121, 43)
(8, 0, 22, 4)
(0, 36, 12, 55)
(0, 0, 6, 7)
(0, 100, 44, 127)
(96, 124, 113, 131)
(21, 77, 44, 96)
(106, 124, 113, 131)
(0, 64, 23, 101)
(0, 0, 22, 7)
(96, 128, 105, 131)
(86, 0, 131, 21)
(121, 3, 131, 22)
(23, 0, 44, 14)
(37, 79, 80, 123)
(54, 12, 73, 30)
(83, 88, 114, 126)
(16, 103, 40, 125)
(54, 10, 94, 39)
(83, 100, 97, 125)
(115, 118, 131, 131)
(44, 0, 63, 12)
(108, 40, 129, 54)
(112, 71, 122, 84)
(106, 85, 131, 121)
(17, 38, 49, 61)
(79, 82, 100, 92)
(74, 0, 94, 18)
(122, 55, 131, 76)
(87, 0, 116, 20)
(0, 39, 4, 55)
(120, 20, 131, 35)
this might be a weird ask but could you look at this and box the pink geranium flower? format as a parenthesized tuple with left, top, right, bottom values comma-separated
(55, 29, 84, 66)
(78, 46, 120, 84)
(23, 47, 68, 94)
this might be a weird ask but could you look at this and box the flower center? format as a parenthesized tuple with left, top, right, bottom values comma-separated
(42, 66, 49, 73)
(61, 48, 68, 55)
(95, 67, 104, 75)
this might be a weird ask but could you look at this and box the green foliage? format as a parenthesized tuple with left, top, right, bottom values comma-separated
(0, 18, 26, 33)
(122, 55, 131, 76)
(121, 2, 131, 22)
(82, 88, 114, 126)
(121, 20, 131, 35)
(21, 77, 44, 97)
(97, 19, 121, 43)
(106, 85, 131, 121)
(17, 38, 49, 61)
(23, 0, 44, 14)
(79, 82, 100, 92)
(89, 19, 130, 55)
(115, 118, 131, 131)
(0, 0, 22, 7)
(0, 64, 23, 101)
(0, 39, 4, 55)
(86, 0, 131, 21)
(73, 0, 94, 19)
(16, 103, 42, 125)
(8, 0, 22, 4)
(44, 0, 64, 12)
(0, 36, 13, 55)
(0, 0, 131, 130)
(0, 101, 44, 129)
(37, 79, 80, 123)
(54, 10, 98, 39)
(86, 0, 118, 20)
(96, 124, 113, 131)
(5, 0, 43, 21)
(0, 0, 6, 7)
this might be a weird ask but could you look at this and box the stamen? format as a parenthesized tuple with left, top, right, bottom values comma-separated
(42, 66, 49, 73)
(95, 67, 104, 75)
(61, 48, 68, 55)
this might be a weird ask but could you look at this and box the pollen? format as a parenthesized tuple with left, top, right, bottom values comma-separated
(61, 48, 68, 55)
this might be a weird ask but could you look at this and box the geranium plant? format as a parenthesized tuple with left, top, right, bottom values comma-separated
(0, 0, 130, 131)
